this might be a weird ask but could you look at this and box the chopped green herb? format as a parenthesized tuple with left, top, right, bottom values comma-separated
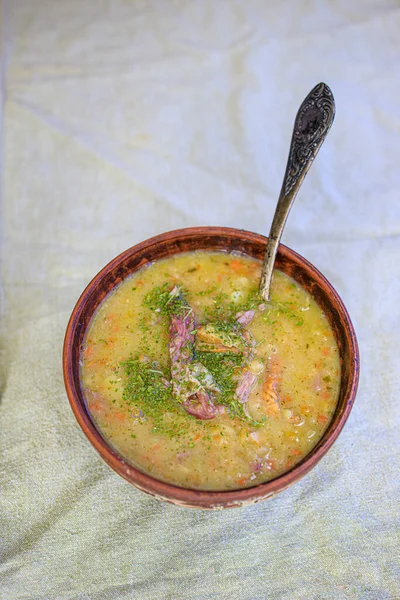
(144, 283, 188, 317)
(198, 285, 218, 296)
(263, 300, 304, 326)
(196, 351, 245, 419)
(121, 355, 192, 438)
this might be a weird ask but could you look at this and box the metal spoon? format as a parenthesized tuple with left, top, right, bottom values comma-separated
(259, 82, 335, 301)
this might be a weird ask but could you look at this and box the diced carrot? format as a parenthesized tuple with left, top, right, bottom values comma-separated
(89, 401, 103, 411)
(290, 448, 303, 456)
(112, 325, 119, 332)
(114, 412, 126, 421)
(213, 435, 221, 442)
(237, 478, 246, 486)
(317, 414, 328, 424)
(281, 394, 292, 404)
(151, 444, 161, 452)
(321, 390, 331, 400)
(261, 355, 281, 415)
(193, 434, 201, 441)
(300, 404, 312, 414)
(322, 347, 329, 356)
(230, 260, 244, 272)
(315, 361, 322, 370)
(217, 274, 222, 282)
(83, 346, 93, 357)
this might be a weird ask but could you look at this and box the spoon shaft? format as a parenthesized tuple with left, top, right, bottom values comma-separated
(259, 82, 335, 301)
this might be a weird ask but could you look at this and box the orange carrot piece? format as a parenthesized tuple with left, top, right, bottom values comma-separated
(262, 355, 281, 415)
(151, 444, 161, 452)
(193, 434, 201, 441)
(281, 394, 292, 405)
(317, 414, 328, 424)
(114, 412, 126, 421)
(290, 448, 303, 456)
(237, 478, 246, 486)
(322, 347, 329, 356)
(230, 260, 244, 272)
(89, 401, 103, 412)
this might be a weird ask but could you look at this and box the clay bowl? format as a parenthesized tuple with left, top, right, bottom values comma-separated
(63, 227, 359, 509)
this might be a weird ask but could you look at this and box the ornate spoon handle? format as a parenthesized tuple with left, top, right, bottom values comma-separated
(259, 82, 335, 301)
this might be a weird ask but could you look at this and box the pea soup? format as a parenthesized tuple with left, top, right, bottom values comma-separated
(81, 251, 340, 491)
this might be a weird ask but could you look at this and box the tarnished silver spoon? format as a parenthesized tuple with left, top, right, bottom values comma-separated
(259, 82, 335, 301)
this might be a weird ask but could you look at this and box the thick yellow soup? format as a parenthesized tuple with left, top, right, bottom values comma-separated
(81, 251, 340, 491)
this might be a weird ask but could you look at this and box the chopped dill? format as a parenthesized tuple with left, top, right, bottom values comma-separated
(121, 355, 192, 438)
(143, 283, 188, 317)
(196, 351, 245, 419)
(263, 300, 304, 326)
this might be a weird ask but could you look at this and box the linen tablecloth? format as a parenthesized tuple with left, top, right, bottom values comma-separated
(1, 1, 399, 598)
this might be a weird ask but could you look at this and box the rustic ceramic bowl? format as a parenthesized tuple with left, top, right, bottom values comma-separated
(63, 227, 359, 509)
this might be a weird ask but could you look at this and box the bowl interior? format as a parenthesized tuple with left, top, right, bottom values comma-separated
(63, 227, 359, 509)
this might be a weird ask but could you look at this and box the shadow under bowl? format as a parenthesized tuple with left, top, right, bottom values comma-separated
(63, 227, 359, 509)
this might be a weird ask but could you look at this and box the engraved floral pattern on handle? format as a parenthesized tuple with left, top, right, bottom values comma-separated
(283, 83, 335, 196)
(259, 82, 335, 301)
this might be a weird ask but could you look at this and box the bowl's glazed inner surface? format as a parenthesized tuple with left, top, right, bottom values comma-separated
(63, 227, 359, 509)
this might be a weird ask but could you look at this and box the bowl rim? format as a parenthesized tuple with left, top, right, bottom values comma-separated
(63, 226, 359, 509)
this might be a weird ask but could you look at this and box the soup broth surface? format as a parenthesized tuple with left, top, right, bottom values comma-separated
(81, 251, 340, 491)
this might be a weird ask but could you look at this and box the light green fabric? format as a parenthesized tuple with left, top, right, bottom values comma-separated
(1, 1, 399, 598)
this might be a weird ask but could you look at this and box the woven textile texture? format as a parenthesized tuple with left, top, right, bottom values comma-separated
(1, 1, 399, 598)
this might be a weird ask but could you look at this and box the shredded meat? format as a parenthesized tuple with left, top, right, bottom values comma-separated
(235, 369, 257, 404)
(168, 289, 222, 420)
(235, 309, 255, 326)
